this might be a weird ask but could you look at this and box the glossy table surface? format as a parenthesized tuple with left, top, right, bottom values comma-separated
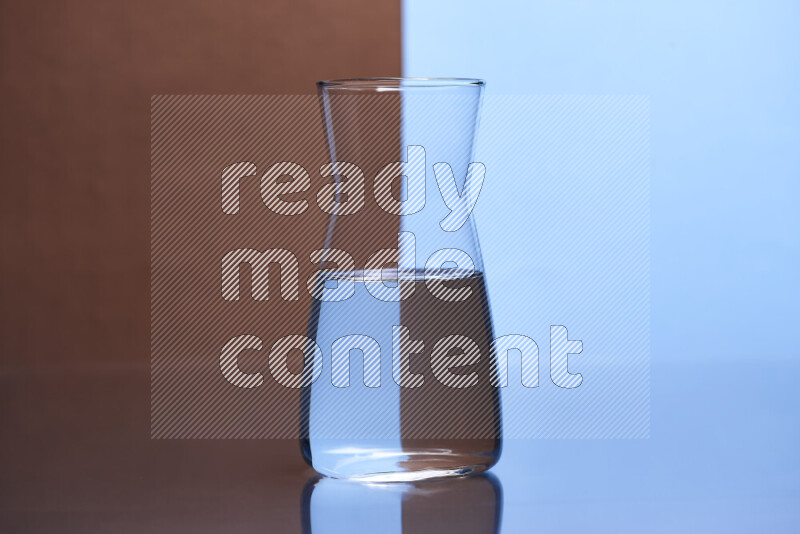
(2, 359, 797, 533)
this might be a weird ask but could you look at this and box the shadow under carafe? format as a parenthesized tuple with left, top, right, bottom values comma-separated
(301, 473, 503, 534)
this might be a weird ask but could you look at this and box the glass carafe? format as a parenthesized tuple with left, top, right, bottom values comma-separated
(301, 78, 500, 481)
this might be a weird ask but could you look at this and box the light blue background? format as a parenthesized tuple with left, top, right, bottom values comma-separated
(402, 0, 800, 531)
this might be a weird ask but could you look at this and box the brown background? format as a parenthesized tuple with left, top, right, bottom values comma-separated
(1, 0, 400, 530)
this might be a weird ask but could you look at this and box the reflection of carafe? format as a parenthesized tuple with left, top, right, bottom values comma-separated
(301, 473, 503, 534)
(300, 79, 502, 481)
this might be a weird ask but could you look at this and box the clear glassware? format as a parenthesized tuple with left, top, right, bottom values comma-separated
(301, 78, 501, 481)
